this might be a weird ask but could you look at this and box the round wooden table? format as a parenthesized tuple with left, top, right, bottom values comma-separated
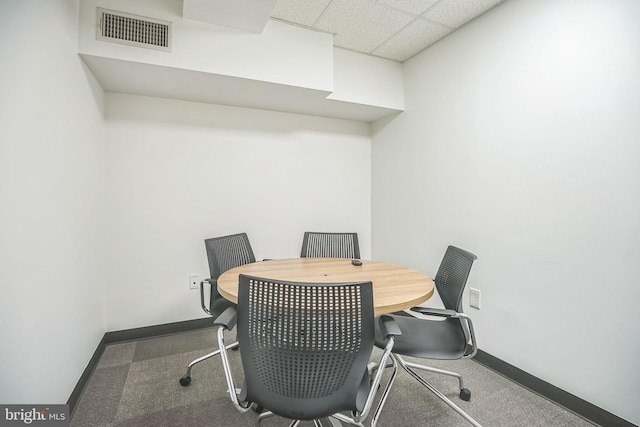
(217, 257, 434, 315)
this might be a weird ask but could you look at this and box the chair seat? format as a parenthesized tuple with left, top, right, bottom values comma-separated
(374, 314, 468, 360)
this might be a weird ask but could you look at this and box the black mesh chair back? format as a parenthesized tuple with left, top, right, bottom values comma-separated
(300, 232, 360, 259)
(237, 274, 375, 421)
(205, 233, 256, 318)
(434, 246, 478, 312)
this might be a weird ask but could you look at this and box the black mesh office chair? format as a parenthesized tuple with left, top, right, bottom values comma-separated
(214, 274, 402, 426)
(374, 246, 480, 426)
(300, 232, 360, 259)
(179, 233, 255, 387)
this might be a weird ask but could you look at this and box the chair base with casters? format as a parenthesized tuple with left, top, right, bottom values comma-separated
(178, 340, 239, 386)
(214, 275, 402, 427)
(178, 276, 238, 387)
(395, 354, 480, 427)
(374, 245, 481, 426)
(179, 233, 256, 387)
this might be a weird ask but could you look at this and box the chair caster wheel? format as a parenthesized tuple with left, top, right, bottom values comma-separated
(459, 388, 471, 401)
(179, 376, 192, 386)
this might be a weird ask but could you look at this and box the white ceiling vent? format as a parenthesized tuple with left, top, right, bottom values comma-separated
(97, 8, 172, 52)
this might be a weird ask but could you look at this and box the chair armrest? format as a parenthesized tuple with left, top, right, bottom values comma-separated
(200, 278, 216, 315)
(377, 315, 402, 338)
(213, 306, 237, 331)
(410, 307, 458, 317)
(410, 308, 480, 358)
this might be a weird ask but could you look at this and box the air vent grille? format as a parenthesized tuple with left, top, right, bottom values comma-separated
(97, 8, 171, 52)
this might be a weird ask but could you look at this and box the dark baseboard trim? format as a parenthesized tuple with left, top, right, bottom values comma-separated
(68, 317, 213, 416)
(103, 317, 213, 344)
(473, 349, 634, 427)
(67, 334, 106, 415)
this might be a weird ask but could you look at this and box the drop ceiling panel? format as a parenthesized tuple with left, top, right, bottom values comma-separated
(373, 18, 452, 62)
(422, 0, 505, 28)
(270, 0, 508, 62)
(271, 0, 332, 27)
(314, 0, 416, 53)
(378, 0, 441, 15)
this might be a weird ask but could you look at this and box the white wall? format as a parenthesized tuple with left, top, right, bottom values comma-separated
(104, 93, 372, 331)
(371, 0, 640, 424)
(0, 0, 106, 403)
(330, 48, 404, 110)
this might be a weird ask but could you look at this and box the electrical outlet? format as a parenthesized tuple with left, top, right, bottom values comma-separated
(469, 288, 481, 309)
(189, 274, 199, 290)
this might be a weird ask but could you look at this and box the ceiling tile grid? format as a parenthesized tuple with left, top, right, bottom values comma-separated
(271, 0, 507, 62)
(313, 0, 417, 53)
(271, 0, 332, 27)
(377, 0, 441, 16)
(423, 0, 505, 28)
(372, 17, 453, 62)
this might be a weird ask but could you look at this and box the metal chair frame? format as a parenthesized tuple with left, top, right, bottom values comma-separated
(393, 312, 480, 427)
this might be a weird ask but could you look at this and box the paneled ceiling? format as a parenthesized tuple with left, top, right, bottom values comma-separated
(271, 0, 507, 62)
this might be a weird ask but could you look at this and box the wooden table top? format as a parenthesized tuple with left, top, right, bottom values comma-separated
(217, 257, 434, 315)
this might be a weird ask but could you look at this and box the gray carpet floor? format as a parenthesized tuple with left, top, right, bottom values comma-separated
(70, 328, 596, 426)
